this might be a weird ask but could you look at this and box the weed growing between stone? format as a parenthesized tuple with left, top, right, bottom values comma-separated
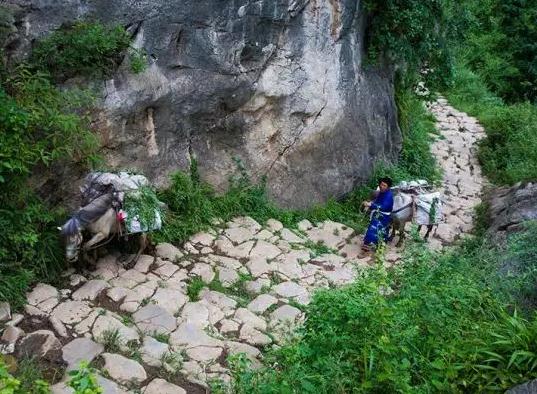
(67, 361, 103, 394)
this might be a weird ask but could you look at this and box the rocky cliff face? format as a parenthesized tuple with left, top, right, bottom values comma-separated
(488, 182, 537, 238)
(6, 0, 401, 208)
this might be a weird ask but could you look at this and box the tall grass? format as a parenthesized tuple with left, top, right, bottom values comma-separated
(446, 62, 537, 184)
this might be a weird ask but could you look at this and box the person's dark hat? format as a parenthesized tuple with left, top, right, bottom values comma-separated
(378, 177, 393, 187)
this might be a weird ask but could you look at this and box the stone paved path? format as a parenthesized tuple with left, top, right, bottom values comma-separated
(0, 98, 487, 393)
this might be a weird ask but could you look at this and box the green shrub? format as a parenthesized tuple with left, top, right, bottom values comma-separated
(0, 358, 51, 394)
(67, 361, 103, 394)
(0, 66, 98, 307)
(228, 225, 537, 392)
(129, 48, 147, 74)
(457, 0, 537, 102)
(30, 22, 131, 80)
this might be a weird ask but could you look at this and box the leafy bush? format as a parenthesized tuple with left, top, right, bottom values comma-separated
(30, 22, 131, 80)
(457, 0, 537, 102)
(228, 226, 537, 392)
(0, 358, 51, 394)
(0, 39, 101, 306)
(446, 62, 537, 184)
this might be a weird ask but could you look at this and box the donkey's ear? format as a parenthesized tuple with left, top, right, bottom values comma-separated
(57, 226, 62, 231)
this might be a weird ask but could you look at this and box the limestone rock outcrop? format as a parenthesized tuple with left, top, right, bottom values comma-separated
(5, 0, 401, 208)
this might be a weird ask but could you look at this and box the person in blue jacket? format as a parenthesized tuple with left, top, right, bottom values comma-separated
(362, 177, 394, 252)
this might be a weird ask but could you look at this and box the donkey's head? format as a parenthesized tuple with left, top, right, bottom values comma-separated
(59, 216, 83, 263)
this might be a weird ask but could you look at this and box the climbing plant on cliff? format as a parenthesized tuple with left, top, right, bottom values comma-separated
(30, 21, 135, 80)
(363, 0, 460, 87)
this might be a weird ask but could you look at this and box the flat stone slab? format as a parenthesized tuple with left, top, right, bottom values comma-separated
(225, 341, 261, 359)
(143, 378, 186, 394)
(186, 346, 223, 362)
(150, 287, 188, 315)
(153, 261, 180, 278)
(62, 338, 104, 371)
(133, 255, 155, 273)
(246, 257, 273, 278)
(18, 330, 61, 362)
(92, 315, 139, 346)
(102, 353, 147, 385)
(218, 267, 239, 286)
(141, 336, 169, 367)
(190, 232, 216, 246)
(323, 266, 356, 286)
(240, 325, 272, 346)
(181, 302, 209, 327)
(155, 243, 184, 262)
(280, 228, 305, 244)
(0, 302, 11, 322)
(200, 290, 237, 315)
(50, 301, 92, 325)
(266, 219, 283, 232)
(270, 305, 302, 322)
(222, 240, 255, 259)
(272, 282, 311, 305)
(249, 240, 281, 260)
(170, 322, 223, 349)
(234, 308, 267, 331)
(27, 283, 59, 313)
(71, 280, 109, 301)
(225, 227, 255, 244)
(133, 304, 177, 335)
(247, 294, 278, 314)
(191, 263, 215, 284)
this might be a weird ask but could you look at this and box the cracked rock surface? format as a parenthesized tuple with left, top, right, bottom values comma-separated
(6, 0, 401, 209)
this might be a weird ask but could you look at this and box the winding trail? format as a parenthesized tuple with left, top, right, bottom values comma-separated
(0, 99, 488, 393)
(427, 97, 487, 248)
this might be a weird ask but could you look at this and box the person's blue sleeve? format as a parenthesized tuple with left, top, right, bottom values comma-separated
(371, 191, 393, 212)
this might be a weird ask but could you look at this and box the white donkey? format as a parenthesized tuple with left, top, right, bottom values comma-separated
(390, 189, 439, 246)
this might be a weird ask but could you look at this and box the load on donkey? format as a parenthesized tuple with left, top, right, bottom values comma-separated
(390, 180, 443, 246)
(59, 172, 163, 267)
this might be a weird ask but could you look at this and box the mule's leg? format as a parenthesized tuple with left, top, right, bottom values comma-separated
(417, 225, 422, 236)
(83, 232, 107, 250)
(396, 231, 405, 247)
(395, 224, 406, 247)
(124, 233, 148, 269)
(389, 223, 396, 242)
(424, 225, 433, 240)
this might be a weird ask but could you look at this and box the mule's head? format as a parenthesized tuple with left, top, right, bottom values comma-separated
(59, 217, 83, 263)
